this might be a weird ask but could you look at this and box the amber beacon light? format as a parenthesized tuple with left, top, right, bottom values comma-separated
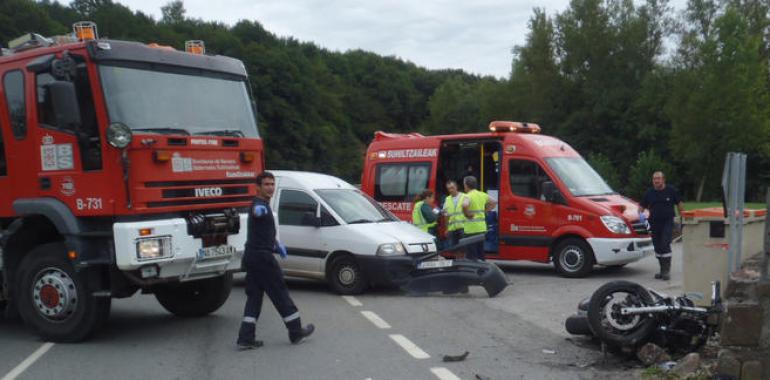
(73, 21, 98, 41)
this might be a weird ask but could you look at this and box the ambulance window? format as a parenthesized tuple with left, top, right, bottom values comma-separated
(508, 159, 552, 199)
(3, 70, 26, 140)
(375, 163, 431, 201)
(278, 189, 319, 226)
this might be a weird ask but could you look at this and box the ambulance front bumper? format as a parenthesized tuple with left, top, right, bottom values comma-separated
(587, 237, 654, 266)
(113, 213, 248, 282)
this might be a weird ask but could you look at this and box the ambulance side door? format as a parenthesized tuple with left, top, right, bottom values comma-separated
(497, 158, 557, 261)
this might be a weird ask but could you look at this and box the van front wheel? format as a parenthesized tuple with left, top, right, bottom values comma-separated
(328, 256, 368, 295)
(553, 238, 594, 278)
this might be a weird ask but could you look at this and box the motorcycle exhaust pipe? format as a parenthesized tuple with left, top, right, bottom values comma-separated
(620, 305, 709, 315)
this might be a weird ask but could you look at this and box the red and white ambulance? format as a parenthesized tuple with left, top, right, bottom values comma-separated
(361, 121, 654, 277)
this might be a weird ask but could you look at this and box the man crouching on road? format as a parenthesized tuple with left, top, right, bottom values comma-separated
(237, 171, 314, 350)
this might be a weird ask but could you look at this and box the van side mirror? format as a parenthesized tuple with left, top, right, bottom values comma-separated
(48, 81, 82, 132)
(541, 181, 566, 205)
(301, 211, 321, 227)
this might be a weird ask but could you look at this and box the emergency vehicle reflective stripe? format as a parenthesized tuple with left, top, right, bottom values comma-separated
(443, 193, 468, 232)
(463, 190, 488, 234)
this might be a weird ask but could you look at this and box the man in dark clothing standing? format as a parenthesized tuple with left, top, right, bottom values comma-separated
(237, 171, 314, 350)
(639, 171, 684, 281)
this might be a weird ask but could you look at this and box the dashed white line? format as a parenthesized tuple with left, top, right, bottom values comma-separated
(342, 295, 363, 307)
(389, 334, 430, 359)
(430, 367, 461, 380)
(1, 343, 55, 380)
(360, 311, 392, 329)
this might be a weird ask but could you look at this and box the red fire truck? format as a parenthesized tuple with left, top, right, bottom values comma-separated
(0, 23, 263, 342)
(361, 121, 654, 277)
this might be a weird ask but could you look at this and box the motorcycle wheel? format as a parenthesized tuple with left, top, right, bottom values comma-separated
(587, 280, 657, 348)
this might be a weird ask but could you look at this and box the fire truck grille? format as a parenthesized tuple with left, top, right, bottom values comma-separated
(144, 179, 254, 208)
(631, 221, 650, 235)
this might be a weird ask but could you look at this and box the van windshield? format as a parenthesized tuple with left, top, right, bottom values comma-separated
(315, 189, 397, 224)
(545, 157, 614, 197)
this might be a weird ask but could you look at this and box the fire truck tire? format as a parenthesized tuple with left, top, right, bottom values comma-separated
(155, 274, 232, 317)
(328, 255, 368, 295)
(553, 238, 595, 278)
(16, 243, 111, 342)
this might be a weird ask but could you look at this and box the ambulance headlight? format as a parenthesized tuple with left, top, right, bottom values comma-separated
(376, 242, 406, 256)
(600, 216, 631, 235)
(107, 122, 133, 149)
(136, 237, 172, 260)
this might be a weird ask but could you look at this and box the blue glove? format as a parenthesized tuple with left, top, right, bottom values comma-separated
(638, 211, 646, 224)
(276, 241, 288, 259)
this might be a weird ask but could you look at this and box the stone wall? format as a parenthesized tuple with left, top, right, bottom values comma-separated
(717, 255, 770, 380)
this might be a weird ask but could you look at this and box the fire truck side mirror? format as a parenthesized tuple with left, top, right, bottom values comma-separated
(48, 81, 82, 131)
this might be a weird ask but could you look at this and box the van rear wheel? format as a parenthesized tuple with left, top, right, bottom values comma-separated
(328, 255, 368, 295)
(553, 238, 594, 278)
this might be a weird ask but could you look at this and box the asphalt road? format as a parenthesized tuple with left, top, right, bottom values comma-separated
(0, 244, 684, 380)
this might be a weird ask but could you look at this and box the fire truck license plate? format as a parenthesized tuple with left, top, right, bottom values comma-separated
(198, 245, 236, 260)
(417, 260, 453, 270)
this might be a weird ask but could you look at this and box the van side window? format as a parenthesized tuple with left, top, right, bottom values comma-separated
(278, 189, 318, 226)
(3, 70, 26, 139)
(508, 159, 553, 200)
(375, 163, 431, 201)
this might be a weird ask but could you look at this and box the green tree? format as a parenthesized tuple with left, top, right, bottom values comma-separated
(161, 0, 186, 24)
(627, 150, 675, 200)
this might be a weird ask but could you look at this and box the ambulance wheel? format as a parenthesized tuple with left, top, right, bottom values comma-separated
(16, 243, 111, 342)
(553, 238, 595, 278)
(328, 255, 368, 295)
(155, 274, 232, 317)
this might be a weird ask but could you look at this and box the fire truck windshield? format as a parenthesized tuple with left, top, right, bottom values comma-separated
(98, 65, 259, 137)
(545, 157, 614, 197)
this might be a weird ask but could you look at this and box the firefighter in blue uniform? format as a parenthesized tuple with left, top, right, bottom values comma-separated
(237, 171, 314, 350)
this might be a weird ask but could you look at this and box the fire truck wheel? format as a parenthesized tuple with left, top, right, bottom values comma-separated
(328, 255, 368, 295)
(155, 274, 232, 317)
(16, 243, 111, 342)
(553, 238, 595, 278)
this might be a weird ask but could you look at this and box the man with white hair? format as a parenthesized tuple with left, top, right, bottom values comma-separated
(639, 171, 684, 281)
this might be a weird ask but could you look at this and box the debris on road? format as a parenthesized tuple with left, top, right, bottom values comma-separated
(672, 353, 701, 377)
(542, 349, 556, 355)
(442, 351, 470, 362)
(637, 343, 671, 366)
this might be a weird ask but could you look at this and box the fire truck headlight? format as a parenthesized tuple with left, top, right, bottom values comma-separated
(136, 237, 172, 260)
(600, 216, 631, 235)
(107, 122, 133, 149)
(376, 242, 406, 256)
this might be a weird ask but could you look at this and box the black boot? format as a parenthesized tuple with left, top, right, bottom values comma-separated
(660, 257, 671, 281)
(286, 318, 315, 344)
(654, 257, 663, 279)
(237, 322, 264, 350)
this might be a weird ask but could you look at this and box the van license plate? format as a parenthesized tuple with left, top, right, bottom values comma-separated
(417, 260, 453, 270)
(198, 245, 236, 260)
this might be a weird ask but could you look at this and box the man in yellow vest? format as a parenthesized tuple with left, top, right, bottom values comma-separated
(411, 190, 438, 236)
(442, 180, 467, 248)
(462, 176, 497, 261)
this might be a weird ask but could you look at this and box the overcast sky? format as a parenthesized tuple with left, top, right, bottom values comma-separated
(115, 0, 686, 78)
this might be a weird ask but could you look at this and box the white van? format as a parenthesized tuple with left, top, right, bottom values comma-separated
(270, 171, 437, 294)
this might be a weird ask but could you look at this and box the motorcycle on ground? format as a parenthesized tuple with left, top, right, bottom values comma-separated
(566, 280, 723, 352)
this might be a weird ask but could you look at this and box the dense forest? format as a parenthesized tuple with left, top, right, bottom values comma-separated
(2, 0, 769, 201)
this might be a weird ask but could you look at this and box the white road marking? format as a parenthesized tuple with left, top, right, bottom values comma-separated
(360, 311, 391, 329)
(389, 334, 430, 359)
(1, 343, 55, 380)
(430, 367, 462, 380)
(342, 295, 363, 307)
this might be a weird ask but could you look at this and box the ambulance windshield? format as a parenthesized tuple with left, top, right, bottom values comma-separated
(316, 189, 397, 224)
(98, 65, 259, 137)
(545, 157, 614, 197)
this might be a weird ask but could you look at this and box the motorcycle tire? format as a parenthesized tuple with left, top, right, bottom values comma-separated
(587, 280, 657, 348)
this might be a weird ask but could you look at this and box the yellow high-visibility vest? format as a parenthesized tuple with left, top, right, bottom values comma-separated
(412, 200, 437, 232)
(442, 193, 468, 232)
(463, 189, 488, 234)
